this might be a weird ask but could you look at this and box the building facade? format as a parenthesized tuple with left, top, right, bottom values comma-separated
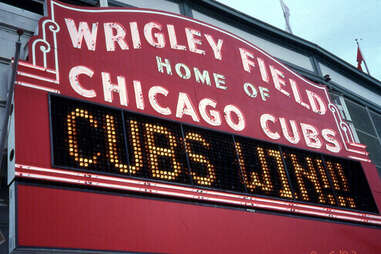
(0, 0, 381, 253)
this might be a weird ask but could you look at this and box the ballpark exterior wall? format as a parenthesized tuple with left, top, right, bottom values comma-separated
(0, 0, 381, 253)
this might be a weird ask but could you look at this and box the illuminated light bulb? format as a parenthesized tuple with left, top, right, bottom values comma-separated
(105, 117, 145, 175)
(326, 161, 350, 194)
(65, 109, 99, 168)
(288, 154, 327, 203)
(338, 196, 346, 206)
(145, 123, 182, 180)
(347, 197, 356, 208)
(184, 132, 216, 186)
(327, 194, 335, 205)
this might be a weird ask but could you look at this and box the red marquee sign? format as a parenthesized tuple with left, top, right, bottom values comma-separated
(17, 0, 368, 159)
(10, 1, 381, 253)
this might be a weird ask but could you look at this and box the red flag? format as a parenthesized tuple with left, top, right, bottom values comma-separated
(357, 46, 364, 71)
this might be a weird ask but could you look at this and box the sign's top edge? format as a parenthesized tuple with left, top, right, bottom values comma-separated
(48, 0, 324, 91)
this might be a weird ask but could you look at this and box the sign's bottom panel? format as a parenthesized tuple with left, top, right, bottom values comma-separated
(15, 182, 381, 254)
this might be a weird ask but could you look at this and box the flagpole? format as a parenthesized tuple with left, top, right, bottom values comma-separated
(283, 11, 292, 34)
(355, 39, 370, 75)
(279, 0, 292, 34)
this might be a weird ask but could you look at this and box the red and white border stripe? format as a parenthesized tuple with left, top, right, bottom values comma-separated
(15, 163, 381, 226)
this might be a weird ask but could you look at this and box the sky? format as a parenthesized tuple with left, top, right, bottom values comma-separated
(216, 0, 381, 82)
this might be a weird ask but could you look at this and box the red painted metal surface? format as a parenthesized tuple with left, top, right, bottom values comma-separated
(17, 184, 381, 254)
